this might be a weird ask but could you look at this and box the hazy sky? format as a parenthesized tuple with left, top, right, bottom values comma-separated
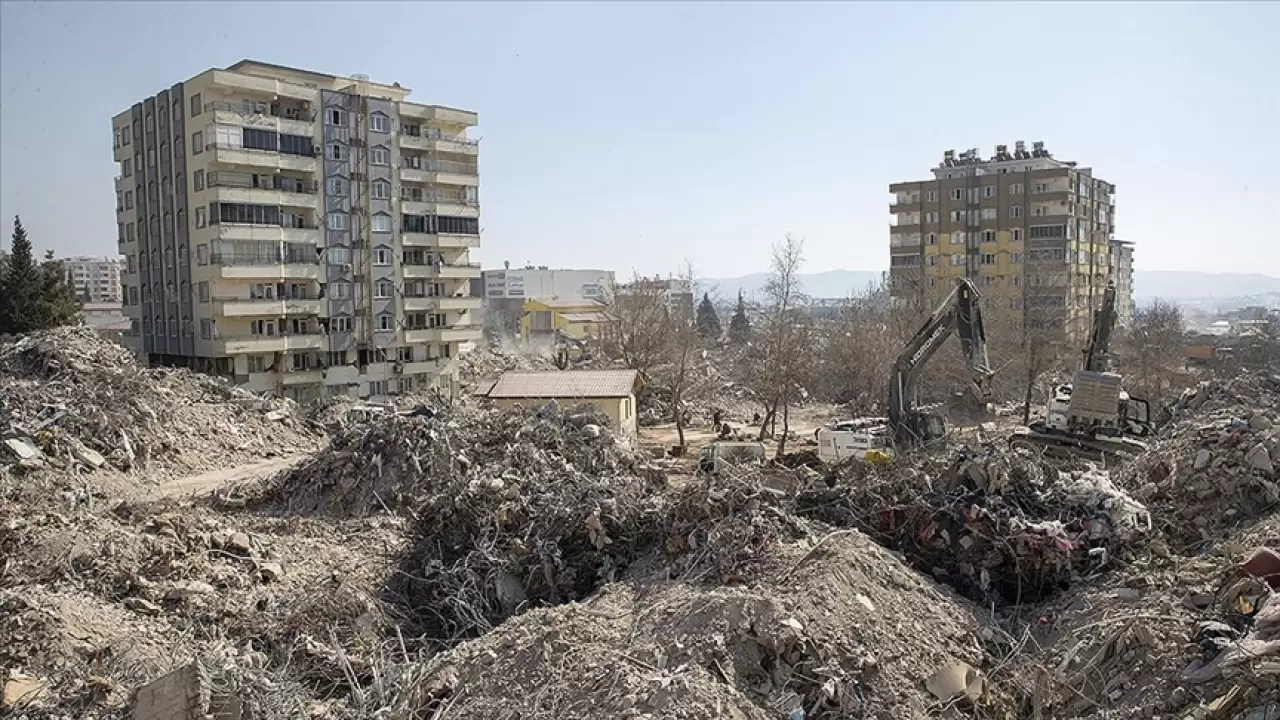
(1, 2, 1276, 278)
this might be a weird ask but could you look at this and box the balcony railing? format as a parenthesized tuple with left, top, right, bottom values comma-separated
(204, 100, 317, 122)
(205, 140, 318, 158)
(400, 189, 479, 206)
(400, 159, 479, 175)
(210, 253, 320, 266)
(401, 128, 479, 147)
(402, 261, 481, 269)
(208, 172, 318, 194)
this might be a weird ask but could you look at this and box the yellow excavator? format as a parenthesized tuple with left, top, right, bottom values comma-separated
(553, 330, 593, 370)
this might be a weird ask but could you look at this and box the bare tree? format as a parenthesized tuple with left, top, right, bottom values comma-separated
(604, 272, 671, 378)
(1119, 299, 1188, 403)
(742, 235, 814, 456)
(666, 261, 700, 448)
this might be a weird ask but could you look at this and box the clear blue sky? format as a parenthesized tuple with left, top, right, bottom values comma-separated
(2, 2, 1277, 279)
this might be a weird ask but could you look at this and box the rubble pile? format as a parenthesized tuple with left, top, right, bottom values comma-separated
(396, 532, 1016, 720)
(797, 445, 1151, 605)
(266, 401, 650, 517)
(454, 345, 558, 392)
(0, 327, 318, 491)
(383, 403, 672, 646)
(1118, 374, 1280, 550)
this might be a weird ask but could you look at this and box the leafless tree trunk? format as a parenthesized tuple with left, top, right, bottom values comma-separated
(604, 272, 671, 378)
(667, 261, 699, 449)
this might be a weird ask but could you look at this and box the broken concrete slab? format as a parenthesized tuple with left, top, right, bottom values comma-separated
(2, 674, 48, 710)
(259, 562, 284, 583)
(4, 436, 40, 460)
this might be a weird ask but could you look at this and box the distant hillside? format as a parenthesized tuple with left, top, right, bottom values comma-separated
(706, 269, 1280, 302)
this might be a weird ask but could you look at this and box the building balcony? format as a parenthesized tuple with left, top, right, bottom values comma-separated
(203, 141, 318, 173)
(404, 325, 483, 344)
(398, 132, 479, 156)
(211, 252, 322, 281)
(399, 359, 445, 375)
(402, 262, 482, 280)
(402, 232, 479, 249)
(215, 223, 321, 246)
(282, 369, 325, 386)
(219, 332, 326, 354)
(203, 100, 316, 138)
(208, 175, 319, 209)
(400, 161, 478, 186)
(401, 198, 480, 218)
(402, 296, 483, 313)
(399, 104, 478, 127)
(214, 297, 323, 317)
(208, 69, 316, 102)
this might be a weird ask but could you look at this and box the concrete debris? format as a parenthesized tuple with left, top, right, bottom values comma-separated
(2, 673, 48, 711)
(0, 326, 320, 494)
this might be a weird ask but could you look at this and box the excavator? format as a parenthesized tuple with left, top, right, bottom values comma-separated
(1010, 281, 1153, 460)
(816, 278, 994, 461)
(552, 330, 593, 370)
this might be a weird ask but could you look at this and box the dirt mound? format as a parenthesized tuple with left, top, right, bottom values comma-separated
(0, 327, 319, 497)
(397, 533, 1015, 720)
(797, 445, 1151, 605)
(1117, 374, 1280, 551)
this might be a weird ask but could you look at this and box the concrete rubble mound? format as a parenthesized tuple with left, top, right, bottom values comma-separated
(396, 532, 1016, 720)
(1118, 373, 1280, 550)
(0, 326, 318, 484)
(797, 446, 1151, 605)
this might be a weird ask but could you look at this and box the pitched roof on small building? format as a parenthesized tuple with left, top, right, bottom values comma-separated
(557, 311, 610, 323)
(486, 370, 639, 399)
(526, 298, 608, 310)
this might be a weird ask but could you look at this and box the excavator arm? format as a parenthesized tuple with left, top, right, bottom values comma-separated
(887, 278, 994, 446)
(1082, 282, 1117, 373)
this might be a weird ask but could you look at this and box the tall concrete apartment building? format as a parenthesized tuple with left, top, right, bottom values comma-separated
(63, 256, 124, 303)
(888, 141, 1133, 343)
(111, 60, 482, 403)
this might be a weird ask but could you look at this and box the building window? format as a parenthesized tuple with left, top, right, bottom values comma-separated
(147, 148, 155, 166)
(194, 170, 204, 191)
(370, 113, 390, 133)
(199, 318, 212, 339)
(1012, 229, 1022, 242)
(328, 143, 347, 161)
(327, 212, 349, 230)
(926, 233, 937, 245)
(371, 214, 392, 233)
(198, 281, 209, 302)
(1011, 183, 1023, 194)
(981, 253, 996, 265)
(329, 248, 352, 264)
(927, 255, 938, 266)
(950, 210, 963, 222)
(374, 280, 394, 298)
(373, 247, 393, 265)
(950, 255, 965, 266)
(1033, 183, 1047, 193)
(195, 208, 207, 228)
(370, 146, 389, 165)
(950, 231, 965, 244)
(982, 230, 996, 243)
(327, 108, 346, 126)
(950, 188, 962, 201)
(127, 223, 135, 242)
(369, 380, 388, 397)
(330, 282, 351, 299)
(1011, 206, 1023, 218)
(983, 186, 995, 198)
(371, 181, 390, 200)
(327, 177, 345, 196)
(377, 313, 394, 331)
(981, 208, 996, 220)
(192, 131, 203, 154)
(122, 130, 131, 146)
(248, 355, 266, 373)
(189, 93, 202, 117)
(926, 190, 937, 202)
(124, 191, 134, 209)
(196, 244, 208, 265)
(122, 159, 132, 178)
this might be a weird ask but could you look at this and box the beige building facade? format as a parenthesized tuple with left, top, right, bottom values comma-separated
(888, 141, 1132, 344)
(112, 60, 482, 403)
(63, 256, 124, 303)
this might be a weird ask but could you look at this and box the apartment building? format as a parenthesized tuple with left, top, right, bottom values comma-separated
(63, 256, 124, 303)
(111, 60, 482, 403)
(888, 141, 1132, 344)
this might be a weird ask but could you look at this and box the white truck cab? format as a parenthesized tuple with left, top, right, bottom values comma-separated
(815, 418, 895, 463)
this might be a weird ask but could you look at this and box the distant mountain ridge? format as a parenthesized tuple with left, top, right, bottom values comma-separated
(706, 270, 1280, 302)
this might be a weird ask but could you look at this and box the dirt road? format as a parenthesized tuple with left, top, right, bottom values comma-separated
(146, 454, 307, 500)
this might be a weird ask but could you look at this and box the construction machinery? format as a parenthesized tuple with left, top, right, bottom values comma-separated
(552, 330, 592, 370)
(1011, 282, 1153, 460)
(697, 441, 766, 475)
(816, 278, 994, 457)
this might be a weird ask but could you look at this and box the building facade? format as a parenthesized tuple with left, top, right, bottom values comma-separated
(111, 60, 482, 403)
(63, 256, 124, 303)
(888, 141, 1130, 344)
(482, 266, 614, 337)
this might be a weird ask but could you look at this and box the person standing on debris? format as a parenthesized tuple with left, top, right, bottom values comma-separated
(712, 409, 723, 432)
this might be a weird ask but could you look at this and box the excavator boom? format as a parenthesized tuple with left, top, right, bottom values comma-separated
(887, 278, 994, 446)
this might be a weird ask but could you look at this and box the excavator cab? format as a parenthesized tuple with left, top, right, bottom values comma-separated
(901, 410, 946, 446)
